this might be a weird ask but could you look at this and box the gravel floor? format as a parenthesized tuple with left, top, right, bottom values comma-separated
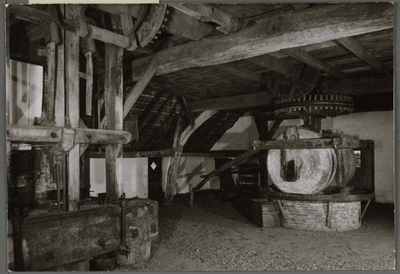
(119, 190, 396, 271)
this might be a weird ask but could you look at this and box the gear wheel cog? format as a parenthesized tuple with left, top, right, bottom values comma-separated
(274, 94, 354, 118)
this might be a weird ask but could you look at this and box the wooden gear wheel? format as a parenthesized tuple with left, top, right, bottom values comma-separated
(273, 94, 354, 118)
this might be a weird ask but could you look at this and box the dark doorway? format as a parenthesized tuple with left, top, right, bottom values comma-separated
(148, 157, 164, 203)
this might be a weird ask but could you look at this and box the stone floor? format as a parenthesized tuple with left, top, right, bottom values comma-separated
(118, 190, 396, 271)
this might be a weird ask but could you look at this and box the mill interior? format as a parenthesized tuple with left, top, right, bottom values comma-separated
(5, 3, 395, 271)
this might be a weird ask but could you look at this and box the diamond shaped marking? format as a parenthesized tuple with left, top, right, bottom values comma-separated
(151, 162, 157, 170)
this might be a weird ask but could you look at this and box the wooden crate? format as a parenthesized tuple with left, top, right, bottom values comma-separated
(250, 198, 281, 228)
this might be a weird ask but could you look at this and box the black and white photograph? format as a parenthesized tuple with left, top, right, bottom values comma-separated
(4, 2, 395, 271)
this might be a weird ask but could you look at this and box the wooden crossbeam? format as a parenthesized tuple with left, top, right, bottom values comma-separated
(215, 64, 261, 83)
(191, 92, 274, 113)
(336, 37, 390, 75)
(6, 124, 132, 144)
(169, 3, 246, 33)
(281, 48, 346, 79)
(252, 137, 362, 150)
(130, 3, 393, 80)
(124, 59, 157, 118)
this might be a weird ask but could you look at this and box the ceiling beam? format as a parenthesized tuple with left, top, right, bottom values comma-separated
(214, 64, 262, 83)
(191, 92, 274, 112)
(281, 48, 346, 79)
(131, 3, 393, 82)
(168, 3, 245, 33)
(191, 75, 393, 112)
(336, 37, 390, 75)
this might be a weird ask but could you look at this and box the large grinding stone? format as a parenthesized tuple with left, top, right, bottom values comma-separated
(267, 128, 337, 194)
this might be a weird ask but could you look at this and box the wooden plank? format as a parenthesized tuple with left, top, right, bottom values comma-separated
(320, 75, 393, 95)
(21, 206, 121, 271)
(337, 37, 390, 74)
(124, 59, 157, 118)
(191, 92, 274, 112)
(281, 48, 346, 79)
(105, 43, 124, 202)
(252, 137, 361, 150)
(215, 64, 261, 83)
(65, 5, 80, 211)
(248, 55, 294, 77)
(131, 3, 393, 79)
(169, 3, 245, 32)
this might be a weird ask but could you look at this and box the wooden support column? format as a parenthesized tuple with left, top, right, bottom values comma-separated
(105, 43, 124, 202)
(65, 5, 80, 211)
(252, 111, 269, 190)
(164, 118, 183, 202)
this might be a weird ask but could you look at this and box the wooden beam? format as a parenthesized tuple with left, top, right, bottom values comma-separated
(336, 37, 390, 75)
(65, 5, 80, 211)
(163, 7, 214, 41)
(281, 48, 346, 79)
(182, 97, 195, 127)
(6, 124, 132, 145)
(248, 55, 294, 77)
(252, 137, 362, 150)
(191, 92, 274, 113)
(194, 150, 259, 192)
(165, 118, 184, 202)
(215, 63, 261, 83)
(169, 3, 245, 33)
(179, 110, 217, 147)
(124, 59, 157, 118)
(320, 75, 393, 95)
(131, 3, 393, 79)
(105, 44, 124, 202)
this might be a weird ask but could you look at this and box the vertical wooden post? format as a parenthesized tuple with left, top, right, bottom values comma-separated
(165, 118, 183, 202)
(104, 43, 124, 202)
(252, 111, 269, 190)
(65, 5, 80, 211)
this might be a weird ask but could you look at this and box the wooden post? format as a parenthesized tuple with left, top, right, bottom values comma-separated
(252, 111, 269, 190)
(65, 5, 80, 211)
(104, 43, 124, 202)
(165, 118, 183, 202)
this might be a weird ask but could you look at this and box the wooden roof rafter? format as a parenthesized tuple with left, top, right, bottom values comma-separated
(130, 3, 393, 83)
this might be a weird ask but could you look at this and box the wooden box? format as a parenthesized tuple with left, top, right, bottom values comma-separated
(250, 198, 281, 228)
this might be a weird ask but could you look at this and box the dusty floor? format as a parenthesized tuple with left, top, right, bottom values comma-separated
(120, 190, 395, 271)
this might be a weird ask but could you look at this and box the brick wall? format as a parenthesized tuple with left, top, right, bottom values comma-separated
(280, 200, 361, 231)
